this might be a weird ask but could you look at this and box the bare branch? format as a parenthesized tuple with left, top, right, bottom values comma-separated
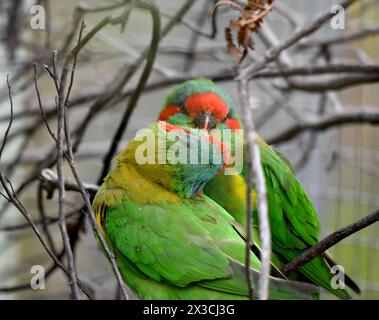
(62, 75, 130, 301)
(238, 78, 271, 300)
(56, 17, 132, 300)
(72, 0, 197, 156)
(4, 0, 22, 61)
(237, 0, 357, 80)
(37, 182, 58, 254)
(238, 79, 255, 300)
(160, 10, 213, 38)
(0, 80, 90, 298)
(257, 64, 379, 77)
(0, 0, 199, 224)
(274, 2, 302, 29)
(0, 75, 14, 160)
(3, 63, 378, 126)
(99, 2, 161, 182)
(39, 168, 99, 195)
(33, 64, 57, 141)
(55, 49, 80, 299)
(281, 210, 379, 276)
(0, 208, 80, 232)
(298, 25, 379, 49)
(267, 107, 379, 145)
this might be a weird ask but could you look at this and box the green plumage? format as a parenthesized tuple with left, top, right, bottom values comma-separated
(93, 123, 319, 299)
(162, 79, 359, 299)
(257, 139, 352, 299)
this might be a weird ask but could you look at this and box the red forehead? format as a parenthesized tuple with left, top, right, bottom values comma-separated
(158, 104, 180, 121)
(184, 92, 229, 122)
(225, 118, 240, 131)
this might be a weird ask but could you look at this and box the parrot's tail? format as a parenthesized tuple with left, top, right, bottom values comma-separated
(323, 252, 361, 295)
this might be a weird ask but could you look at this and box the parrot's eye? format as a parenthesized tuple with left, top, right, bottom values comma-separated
(225, 110, 233, 121)
(179, 104, 187, 115)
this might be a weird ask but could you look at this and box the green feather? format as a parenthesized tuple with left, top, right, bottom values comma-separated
(98, 189, 319, 299)
(93, 122, 320, 300)
(162, 78, 359, 299)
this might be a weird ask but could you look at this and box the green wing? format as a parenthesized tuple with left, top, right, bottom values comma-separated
(258, 141, 352, 299)
(95, 188, 319, 300)
(259, 143, 319, 247)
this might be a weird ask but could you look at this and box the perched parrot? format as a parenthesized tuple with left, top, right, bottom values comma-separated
(157, 78, 360, 299)
(93, 122, 320, 299)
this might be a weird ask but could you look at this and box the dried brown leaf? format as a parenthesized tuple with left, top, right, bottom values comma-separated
(225, 27, 243, 61)
(212, 0, 276, 63)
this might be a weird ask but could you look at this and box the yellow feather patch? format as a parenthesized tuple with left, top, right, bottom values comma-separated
(105, 164, 181, 205)
(228, 173, 257, 209)
(92, 162, 182, 235)
(95, 203, 106, 236)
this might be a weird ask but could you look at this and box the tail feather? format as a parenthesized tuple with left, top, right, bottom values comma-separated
(323, 252, 361, 295)
(273, 244, 353, 300)
(200, 259, 321, 300)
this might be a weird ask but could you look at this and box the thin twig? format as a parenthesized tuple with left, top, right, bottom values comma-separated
(238, 79, 271, 300)
(0, 207, 80, 232)
(280, 73, 379, 92)
(62, 71, 130, 301)
(281, 210, 379, 276)
(238, 79, 254, 300)
(55, 49, 80, 300)
(33, 64, 57, 141)
(98, 1, 161, 182)
(37, 182, 58, 254)
(39, 168, 99, 195)
(0, 80, 91, 298)
(182, 0, 211, 72)
(298, 25, 379, 49)
(71, 0, 192, 153)
(267, 107, 379, 145)
(0, 0, 198, 222)
(6, 62, 378, 127)
(0, 250, 65, 293)
(56, 18, 131, 300)
(237, 0, 357, 80)
(274, 2, 301, 29)
(0, 75, 14, 159)
(258, 64, 379, 77)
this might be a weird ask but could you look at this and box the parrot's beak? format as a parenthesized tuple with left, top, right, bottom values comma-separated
(194, 112, 216, 132)
(203, 114, 210, 131)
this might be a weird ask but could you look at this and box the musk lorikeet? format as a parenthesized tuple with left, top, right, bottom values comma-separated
(93, 122, 319, 299)
(157, 78, 360, 299)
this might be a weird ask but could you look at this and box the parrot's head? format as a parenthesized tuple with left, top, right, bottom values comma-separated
(117, 122, 230, 198)
(158, 78, 241, 132)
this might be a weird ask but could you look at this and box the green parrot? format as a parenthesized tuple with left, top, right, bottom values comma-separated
(157, 78, 360, 299)
(93, 122, 320, 299)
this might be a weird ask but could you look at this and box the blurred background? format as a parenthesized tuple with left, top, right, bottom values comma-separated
(0, 0, 378, 299)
